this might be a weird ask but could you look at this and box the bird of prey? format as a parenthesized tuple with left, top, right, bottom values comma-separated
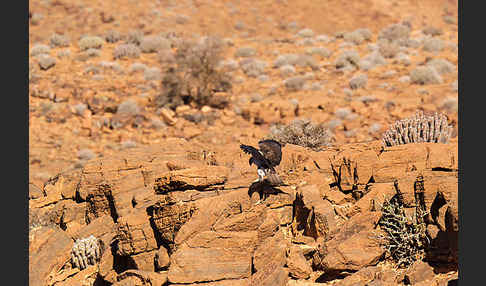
(240, 139, 283, 186)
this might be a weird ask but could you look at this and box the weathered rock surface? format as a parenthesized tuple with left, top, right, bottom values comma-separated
(29, 227, 73, 286)
(168, 231, 258, 284)
(28, 141, 458, 285)
(313, 211, 384, 272)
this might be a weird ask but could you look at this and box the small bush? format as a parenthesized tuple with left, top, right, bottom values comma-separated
(355, 28, 372, 41)
(77, 149, 96, 161)
(78, 36, 104, 50)
(335, 50, 360, 69)
(294, 54, 318, 69)
(306, 82, 322, 91)
(140, 35, 171, 53)
(441, 97, 458, 113)
(144, 67, 162, 81)
(306, 46, 331, 58)
(422, 26, 443, 36)
(378, 23, 410, 42)
(359, 50, 387, 70)
(240, 58, 267, 77)
(117, 100, 140, 116)
(378, 40, 400, 58)
(284, 76, 307, 92)
(334, 107, 352, 119)
(273, 53, 298, 68)
(382, 111, 453, 146)
(315, 34, 331, 43)
(297, 28, 315, 38)
(394, 52, 411, 66)
(73, 103, 87, 116)
(296, 38, 316, 46)
(113, 43, 141, 59)
(422, 38, 444, 52)
(105, 30, 122, 43)
(129, 62, 148, 73)
(268, 119, 333, 150)
(30, 44, 51, 57)
(280, 64, 296, 77)
(37, 54, 56, 70)
(125, 30, 144, 45)
(99, 61, 122, 72)
(343, 30, 365, 45)
(399, 76, 411, 83)
(349, 73, 368, 89)
(49, 33, 70, 47)
(84, 48, 101, 57)
(425, 58, 455, 75)
(235, 46, 256, 57)
(220, 59, 239, 71)
(410, 66, 442, 85)
(157, 36, 232, 110)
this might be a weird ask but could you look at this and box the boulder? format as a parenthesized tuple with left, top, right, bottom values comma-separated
(29, 227, 73, 286)
(287, 245, 312, 279)
(154, 166, 229, 194)
(313, 211, 384, 272)
(115, 212, 158, 256)
(168, 231, 258, 284)
(404, 261, 436, 285)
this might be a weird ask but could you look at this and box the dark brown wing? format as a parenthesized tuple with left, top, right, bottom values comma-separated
(258, 139, 282, 167)
(240, 144, 271, 169)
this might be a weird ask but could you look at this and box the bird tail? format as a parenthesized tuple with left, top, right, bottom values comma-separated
(266, 171, 283, 186)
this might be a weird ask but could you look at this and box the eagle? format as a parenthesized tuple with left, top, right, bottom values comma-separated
(240, 139, 287, 204)
(240, 139, 283, 184)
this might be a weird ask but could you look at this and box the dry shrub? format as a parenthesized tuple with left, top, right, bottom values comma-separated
(410, 66, 442, 85)
(155, 36, 232, 110)
(268, 119, 333, 151)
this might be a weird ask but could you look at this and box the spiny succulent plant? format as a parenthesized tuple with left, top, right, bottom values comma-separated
(375, 195, 429, 268)
(71, 235, 104, 270)
(382, 111, 453, 147)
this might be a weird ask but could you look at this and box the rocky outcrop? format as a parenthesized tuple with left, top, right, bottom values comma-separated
(28, 141, 458, 285)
